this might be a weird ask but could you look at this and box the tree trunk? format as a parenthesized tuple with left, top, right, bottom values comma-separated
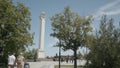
(74, 49, 77, 68)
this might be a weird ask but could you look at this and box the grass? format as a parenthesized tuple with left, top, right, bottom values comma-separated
(54, 65, 83, 68)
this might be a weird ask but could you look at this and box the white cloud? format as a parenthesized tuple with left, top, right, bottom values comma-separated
(105, 9, 120, 15)
(93, 0, 120, 19)
(99, 0, 119, 11)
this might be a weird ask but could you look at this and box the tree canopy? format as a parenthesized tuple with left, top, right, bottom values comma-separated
(85, 16, 120, 68)
(51, 6, 93, 68)
(51, 6, 93, 51)
(0, 0, 34, 56)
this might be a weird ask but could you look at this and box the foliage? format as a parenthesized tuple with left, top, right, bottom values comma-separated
(0, 0, 34, 57)
(51, 6, 93, 68)
(23, 48, 37, 61)
(77, 51, 83, 59)
(51, 6, 92, 51)
(85, 16, 120, 68)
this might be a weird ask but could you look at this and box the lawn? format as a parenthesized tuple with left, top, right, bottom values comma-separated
(54, 65, 83, 68)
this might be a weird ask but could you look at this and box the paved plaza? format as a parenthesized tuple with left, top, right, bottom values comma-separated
(29, 61, 57, 68)
(28, 60, 86, 68)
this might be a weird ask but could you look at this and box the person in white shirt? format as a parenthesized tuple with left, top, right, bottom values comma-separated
(8, 53, 16, 68)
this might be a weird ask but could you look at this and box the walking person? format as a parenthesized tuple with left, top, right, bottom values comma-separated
(24, 62, 30, 68)
(17, 53, 25, 68)
(70, 56, 74, 63)
(8, 52, 16, 68)
(66, 55, 69, 63)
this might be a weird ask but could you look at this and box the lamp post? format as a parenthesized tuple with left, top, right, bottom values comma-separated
(59, 40, 61, 68)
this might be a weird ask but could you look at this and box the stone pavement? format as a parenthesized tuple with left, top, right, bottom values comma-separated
(29, 61, 57, 68)
(28, 60, 86, 68)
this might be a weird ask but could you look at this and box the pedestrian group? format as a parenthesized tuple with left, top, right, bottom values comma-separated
(8, 52, 25, 68)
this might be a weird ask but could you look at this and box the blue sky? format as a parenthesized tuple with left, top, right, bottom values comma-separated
(14, 0, 120, 57)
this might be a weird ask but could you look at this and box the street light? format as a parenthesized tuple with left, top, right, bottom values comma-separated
(59, 40, 61, 68)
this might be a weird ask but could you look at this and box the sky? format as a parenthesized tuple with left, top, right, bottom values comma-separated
(14, 0, 120, 57)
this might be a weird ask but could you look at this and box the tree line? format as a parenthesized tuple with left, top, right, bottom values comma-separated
(50, 6, 120, 68)
(0, 0, 34, 64)
(0, 0, 120, 68)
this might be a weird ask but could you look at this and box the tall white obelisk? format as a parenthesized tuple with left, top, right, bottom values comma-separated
(38, 12, 45, 59)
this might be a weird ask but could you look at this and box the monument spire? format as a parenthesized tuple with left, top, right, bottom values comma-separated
(38, 12, 45, 59)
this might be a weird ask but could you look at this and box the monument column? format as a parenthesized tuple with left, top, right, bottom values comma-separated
(38, 12, 45, 59)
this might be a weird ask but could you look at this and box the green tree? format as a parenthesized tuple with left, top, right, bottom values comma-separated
(77, 51, 83, 59)
(85, 16, 120, 68)
(0, 0, 33, 60)
(51, 6, 92, 68)
(23, 48, 37, 62)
